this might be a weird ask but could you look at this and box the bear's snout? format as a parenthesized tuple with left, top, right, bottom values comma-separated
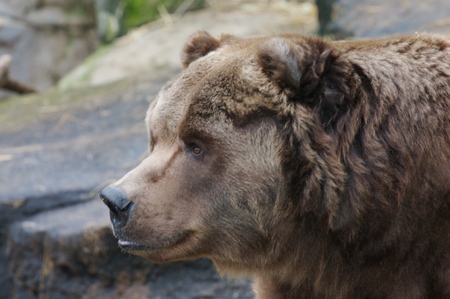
(100, 185, 134, 231)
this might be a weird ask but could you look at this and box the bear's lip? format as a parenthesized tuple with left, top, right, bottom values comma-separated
(118, 230, 194, 252)
(118, 239, 148, 250)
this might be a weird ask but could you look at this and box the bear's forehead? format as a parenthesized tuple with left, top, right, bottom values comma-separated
(147, 45, 285, 139)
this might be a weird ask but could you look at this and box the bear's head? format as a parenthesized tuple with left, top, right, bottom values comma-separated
(100, 31, 349, 274)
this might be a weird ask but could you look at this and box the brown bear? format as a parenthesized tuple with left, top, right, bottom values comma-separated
(100, 31, 450, 298)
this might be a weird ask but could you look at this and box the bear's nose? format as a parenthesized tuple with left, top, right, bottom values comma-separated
(100, 185, 134, 230)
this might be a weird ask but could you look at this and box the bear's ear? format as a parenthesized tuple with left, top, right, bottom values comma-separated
(181, 31, 221, 68)
(256, 38, 302, 95)
(257, 37, 332, 101)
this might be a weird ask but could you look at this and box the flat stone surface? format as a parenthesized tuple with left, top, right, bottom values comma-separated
(0, 70, 175, 224)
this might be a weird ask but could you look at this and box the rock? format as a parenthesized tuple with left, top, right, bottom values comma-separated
(58, 1, 318, 89)
(0, 0, 97, 96)
(7, 199, 253, 299)
(7, 199, 141, 299)
(318, 0, 450, 38)
(0, 68, 179, 206)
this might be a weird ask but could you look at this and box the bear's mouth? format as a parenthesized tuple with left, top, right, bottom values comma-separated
(118, 230, 194, 252)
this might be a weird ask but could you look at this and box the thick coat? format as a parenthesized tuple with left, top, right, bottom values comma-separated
(101, 31, 450, 298)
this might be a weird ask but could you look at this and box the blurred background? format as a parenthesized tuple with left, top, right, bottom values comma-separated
(0, 0, 449, 298)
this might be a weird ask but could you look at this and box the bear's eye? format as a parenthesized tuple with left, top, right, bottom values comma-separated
(191, 145, 203, 156)
(185, 142, 205, 158)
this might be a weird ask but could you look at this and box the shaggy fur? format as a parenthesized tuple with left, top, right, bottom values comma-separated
(103, 31, 450, 298)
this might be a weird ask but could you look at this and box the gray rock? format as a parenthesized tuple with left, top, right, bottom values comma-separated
(0, 70, 174, 209)
(7, 199, 149, 299)
(58, 1, 318, 90)
(7, 199, 253, 299)
(0, 0, 97, 95)
(318, 0, 450, 38)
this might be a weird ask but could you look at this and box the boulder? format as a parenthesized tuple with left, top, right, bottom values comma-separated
(58, 1, 318, 89)
(0, 0, 97, 96)
(7, 199, 253, 299)
(317, 0, 450, 38)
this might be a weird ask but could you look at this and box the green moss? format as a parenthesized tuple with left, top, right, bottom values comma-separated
(0, 77, 136, 135)
(122, 0, 206, 31)
(58, 46, 110, 90)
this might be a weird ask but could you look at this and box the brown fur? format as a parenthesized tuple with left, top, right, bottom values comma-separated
(107, 31, 450, 298)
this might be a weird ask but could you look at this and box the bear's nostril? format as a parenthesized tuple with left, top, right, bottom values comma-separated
(99, 185, 134, 230)
(100, 193, 119, 216)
